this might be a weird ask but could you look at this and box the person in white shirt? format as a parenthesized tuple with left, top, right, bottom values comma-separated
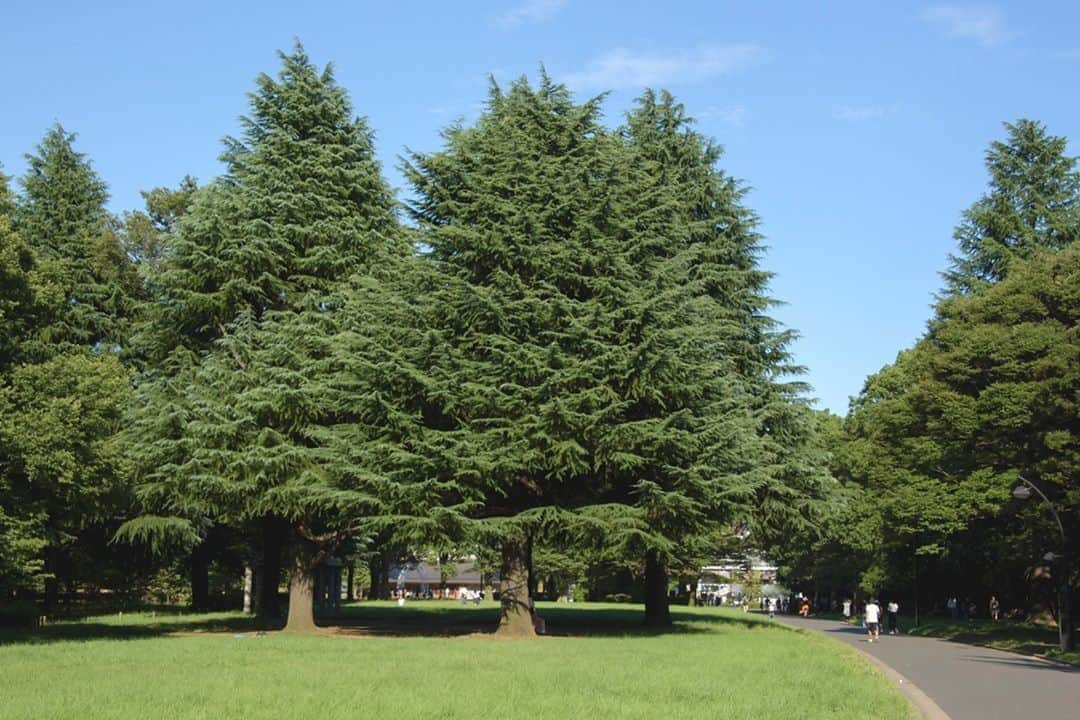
(886, 600, 899, 634)
(864, 598, 881, 642)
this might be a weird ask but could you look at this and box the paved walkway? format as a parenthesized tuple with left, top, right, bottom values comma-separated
(775, 615, 1080, 720)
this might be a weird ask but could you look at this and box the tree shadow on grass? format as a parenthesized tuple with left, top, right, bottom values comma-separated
(326, 602, 772, 639)
(0, 609, 260, 646)
(0, 603, 776, 645)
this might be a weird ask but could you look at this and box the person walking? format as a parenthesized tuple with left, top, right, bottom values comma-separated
(842, 598, 852, 621)
(767, 597, 777, 619)
(989, 595, 1000, 621)
(886, 600, 899, 634)
(865, 598, 881, 643)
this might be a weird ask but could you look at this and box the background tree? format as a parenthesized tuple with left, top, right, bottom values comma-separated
(15, 125, 139, 352)
(798, 120, 1078, 628)
(944, 119, 1079, 296)
(121, 175, 198, 270)
(0, 132, 137, 612)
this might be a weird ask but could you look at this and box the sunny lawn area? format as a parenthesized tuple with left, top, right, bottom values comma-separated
(0, 603, 912, 720)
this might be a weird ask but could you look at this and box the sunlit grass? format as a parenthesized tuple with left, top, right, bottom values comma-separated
(0, 603, 912, 719)
(906, 617, 1079, 665)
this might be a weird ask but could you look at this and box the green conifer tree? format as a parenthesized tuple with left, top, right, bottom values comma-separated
(404, 75, 631, 635)
(944, 119, 1079, 295)
(605, 90, 825, 625)
(125, 44, 405, 631)
(2, 141, 136, 611)
(15, 125, 138, 352)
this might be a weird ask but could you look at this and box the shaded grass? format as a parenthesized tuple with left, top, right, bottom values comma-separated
(905, 617, 1080, 665)
(0, 603, 913, 720)
(0, 608, 257, 645)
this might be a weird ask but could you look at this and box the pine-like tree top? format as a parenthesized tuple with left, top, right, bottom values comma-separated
(944, 118, 1079, 295)
(17, 124, 110, 257)
(142, 43, 402, 359)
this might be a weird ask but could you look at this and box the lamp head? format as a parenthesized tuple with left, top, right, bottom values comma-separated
(1012, 485, 1032, 500)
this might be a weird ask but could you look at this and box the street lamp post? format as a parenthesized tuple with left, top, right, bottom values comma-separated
(1012, 476, 1073, 653)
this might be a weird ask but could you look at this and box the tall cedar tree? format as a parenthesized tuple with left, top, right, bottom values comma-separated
(944, 119, 1079, 296)
(15, 125, 139, 353)
(2, 133, 135, 610)
(404, 75, 632, 635)
(614, 91, 826, 625)
(124, 45, 404, 631)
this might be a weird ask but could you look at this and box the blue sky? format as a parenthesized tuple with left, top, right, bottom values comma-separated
(2, 1, 1078, 414)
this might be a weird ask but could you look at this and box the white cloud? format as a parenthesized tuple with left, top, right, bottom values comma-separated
(832, 105, 889, 122)
(920, 5, 1012, 47)
(698, 104, 748, 128)
(562, 45, 764, 91)
(492, 0, 567, 30)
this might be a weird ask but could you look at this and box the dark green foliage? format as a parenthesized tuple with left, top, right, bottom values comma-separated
(123, 44, 407, 629)
(138, 45, 400, 364)
(610, 91, 827, 618)
(0, 172, 46, 370)
(0, 152, 135, 604)
(801, 242, 1078, 612)
(15, 125, 139, 353)
(944, 119, 1079, 296)
(404, 74, 625, 525)
(0, 352, 132, 603)
(777, 120, 1078, 618)
(405, 79, 824, 628)
(122, 175, 198, 269)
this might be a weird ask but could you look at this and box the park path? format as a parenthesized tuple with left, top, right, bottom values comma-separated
(775, 615, 1079, 720)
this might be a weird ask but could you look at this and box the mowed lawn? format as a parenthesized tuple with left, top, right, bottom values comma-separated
(0, 603, 912, 720)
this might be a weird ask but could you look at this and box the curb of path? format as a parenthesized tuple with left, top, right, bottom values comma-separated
(845, 641, 952, 720)
(784, 624, 951, 720)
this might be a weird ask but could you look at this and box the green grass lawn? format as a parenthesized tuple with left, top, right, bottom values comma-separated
(0, 602, 912, 720)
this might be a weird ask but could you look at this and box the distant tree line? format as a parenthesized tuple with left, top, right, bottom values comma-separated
(777, 120, 1078, 647)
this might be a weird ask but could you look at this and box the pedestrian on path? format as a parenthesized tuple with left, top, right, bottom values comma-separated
(865, 598, 881, 642)
(842, 598, 851, 620)
(886, 600, 899, 634)
(989, 595, 1000, 621)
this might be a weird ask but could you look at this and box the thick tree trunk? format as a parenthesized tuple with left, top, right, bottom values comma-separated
(42, 545, 62, 614)
(644, 551, 672, 627)
(189, 540, 210, 611)
(243, 565, 253, 614)
(526, 532, 537, 599)
(284, 545, 318, 634)
(497, 538, 535, 637)
(369, 553, 387, 600)
(346, 562, 355, 601)
(256, 517, 287, 626)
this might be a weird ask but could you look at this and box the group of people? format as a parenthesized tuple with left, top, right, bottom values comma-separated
(842, 598, 900, 641)
(946, 595, 1001, 621)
